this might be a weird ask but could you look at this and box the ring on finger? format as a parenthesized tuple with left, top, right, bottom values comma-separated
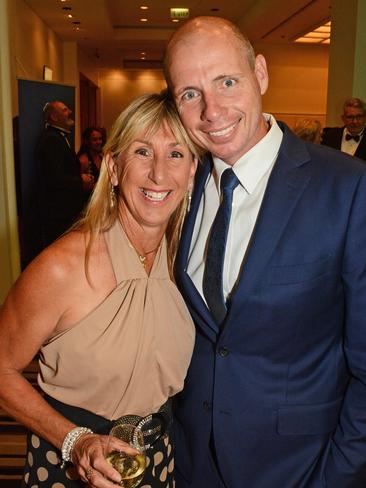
(86, 467, 93, 479)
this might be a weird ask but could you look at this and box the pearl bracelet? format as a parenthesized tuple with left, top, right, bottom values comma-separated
(61, 426, 93, 467)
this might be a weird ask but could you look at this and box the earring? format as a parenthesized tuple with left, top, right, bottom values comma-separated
(110, 183, 117, 210)
(186, 187, 192, 213)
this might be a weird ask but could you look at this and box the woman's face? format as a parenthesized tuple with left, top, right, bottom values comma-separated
(111, 123, 197, 234)
(88, 130, 103, 152)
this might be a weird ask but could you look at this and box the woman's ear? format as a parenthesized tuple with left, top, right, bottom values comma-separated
(105, 153, 119, 186)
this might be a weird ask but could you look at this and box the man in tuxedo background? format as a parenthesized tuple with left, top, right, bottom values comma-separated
(37, 101, 93, 250)
(321, 97, 366, 160)
(165, 16, 366, 488)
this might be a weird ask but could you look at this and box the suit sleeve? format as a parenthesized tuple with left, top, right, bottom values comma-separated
(324, 172, 366, 486)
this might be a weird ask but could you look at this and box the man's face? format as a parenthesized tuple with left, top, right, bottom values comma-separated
(52, 102, 74, 130)
(342, 106, 366, 135)
(167, 30, 269, 165)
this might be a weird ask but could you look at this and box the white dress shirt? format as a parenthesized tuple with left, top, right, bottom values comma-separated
(187, 114, 283, 303)
(341, 127, 364, 156)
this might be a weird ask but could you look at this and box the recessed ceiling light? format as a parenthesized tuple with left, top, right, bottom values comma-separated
(141, 52, 146, 55)
(140, 5, 148, 9)
(68, 14, 73, 18)
(172, 19, 179, 23)
(294, 20, 331, 44)
(140, 18, 148, 22)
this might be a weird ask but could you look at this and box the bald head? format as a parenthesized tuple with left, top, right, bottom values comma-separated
(164, 16, 255, 87)
(43, 100, 74, 130)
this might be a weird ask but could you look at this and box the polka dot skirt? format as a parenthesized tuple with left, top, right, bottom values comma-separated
(21, 431, 175, 488)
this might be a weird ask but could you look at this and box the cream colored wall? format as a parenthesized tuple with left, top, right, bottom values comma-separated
(99, 69, 166, 135)
(9, 0, 64, 116)
(0, 0, 21, 303)
(255, 42, 329, 130)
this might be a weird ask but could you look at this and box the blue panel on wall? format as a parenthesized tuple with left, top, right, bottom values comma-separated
(17, 79, 75, 267)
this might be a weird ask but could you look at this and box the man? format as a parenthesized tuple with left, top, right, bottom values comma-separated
(165, 17, 366, 488)
(321, 97, 366, 160)
(37, 101, 92, 250)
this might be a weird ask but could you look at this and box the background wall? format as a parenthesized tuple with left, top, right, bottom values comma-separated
(9, 0, 64, 116)
(99, 69, 166, 133)
(257, 42, 329, 128)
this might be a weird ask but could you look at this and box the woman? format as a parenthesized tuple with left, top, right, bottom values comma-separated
(0, 92, 200, 487)
(77, 127, 104, 199)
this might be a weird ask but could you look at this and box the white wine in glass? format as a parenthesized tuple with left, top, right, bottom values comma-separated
(106, 424, 146, 488)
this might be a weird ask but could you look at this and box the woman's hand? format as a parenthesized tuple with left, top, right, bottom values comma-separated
(71, 433, 139, 487)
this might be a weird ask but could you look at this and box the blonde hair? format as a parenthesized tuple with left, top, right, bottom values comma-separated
(293, 119, 322, 143)
(76, 91, 201, 277)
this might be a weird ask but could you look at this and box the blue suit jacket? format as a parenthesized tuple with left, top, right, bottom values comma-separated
(174, 123, 366, 488)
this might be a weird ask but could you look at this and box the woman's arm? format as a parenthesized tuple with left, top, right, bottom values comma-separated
(0, 234, 133, 486)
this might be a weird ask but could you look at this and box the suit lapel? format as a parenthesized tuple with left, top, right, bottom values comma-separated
(226, 124, 313, 325)
(175, 156, 220, 340)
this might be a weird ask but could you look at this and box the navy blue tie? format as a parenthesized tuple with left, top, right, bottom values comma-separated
(203, 168, 240, 325)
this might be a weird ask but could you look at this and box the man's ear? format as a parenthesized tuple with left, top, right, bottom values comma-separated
(254, 54, 269, 96)
(105, 153, 119, 186)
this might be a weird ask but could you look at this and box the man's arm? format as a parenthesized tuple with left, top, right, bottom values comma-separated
(324, 171, 366, 486)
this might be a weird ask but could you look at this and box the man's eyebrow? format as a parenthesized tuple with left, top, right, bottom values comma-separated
(213, 73, 242, 82)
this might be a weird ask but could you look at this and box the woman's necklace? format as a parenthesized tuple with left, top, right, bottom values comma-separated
(128, 241, 160, 268)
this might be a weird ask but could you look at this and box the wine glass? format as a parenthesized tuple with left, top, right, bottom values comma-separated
(106, 423, 146, 488)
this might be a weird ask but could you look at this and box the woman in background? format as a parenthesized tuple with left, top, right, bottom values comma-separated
(77, 126, 104, 199)
(0, 92, 200, 488)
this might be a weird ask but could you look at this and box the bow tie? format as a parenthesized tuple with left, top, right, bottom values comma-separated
(345, 133, 360, 142)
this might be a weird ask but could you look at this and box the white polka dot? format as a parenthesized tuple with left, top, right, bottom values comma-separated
(159, 466, 168, 482)
(154, 451, 164, 466)
(164, 435, 169, 447)
(27, 451, 33, 467)
(167, 443, 172, 457)
(145, 455, 150, 468)
(168, 457, 174, 473)
(46, 450, 59, 465)
(31, 434, 40, 448)
(37, 467, 49, 481)
(52, 483, 66, 488)
(24, 472, 30, 483)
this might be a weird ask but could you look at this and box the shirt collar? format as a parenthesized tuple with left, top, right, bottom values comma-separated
(212, 114, 283, 194)
(47, 123, 71, 135)
(343, 126, 365, 138)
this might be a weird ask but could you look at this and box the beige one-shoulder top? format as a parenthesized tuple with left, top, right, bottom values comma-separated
(38, 220, 195, 419)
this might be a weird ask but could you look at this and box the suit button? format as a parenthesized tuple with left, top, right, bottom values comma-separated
(203, 401, 212, 411)
(218, 347, 229, 357)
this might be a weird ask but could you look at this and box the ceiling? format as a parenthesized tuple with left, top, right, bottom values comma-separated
(23, 0, 331, 70)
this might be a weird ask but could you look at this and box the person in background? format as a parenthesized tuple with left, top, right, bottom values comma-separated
(321, 97, 366, 160)
(165, 16, 366, 488)
(293, 118, 321, 143)
(0, 92, 199, 488)
(37, 101, 94, 249)
(77, 126, 104, 200)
